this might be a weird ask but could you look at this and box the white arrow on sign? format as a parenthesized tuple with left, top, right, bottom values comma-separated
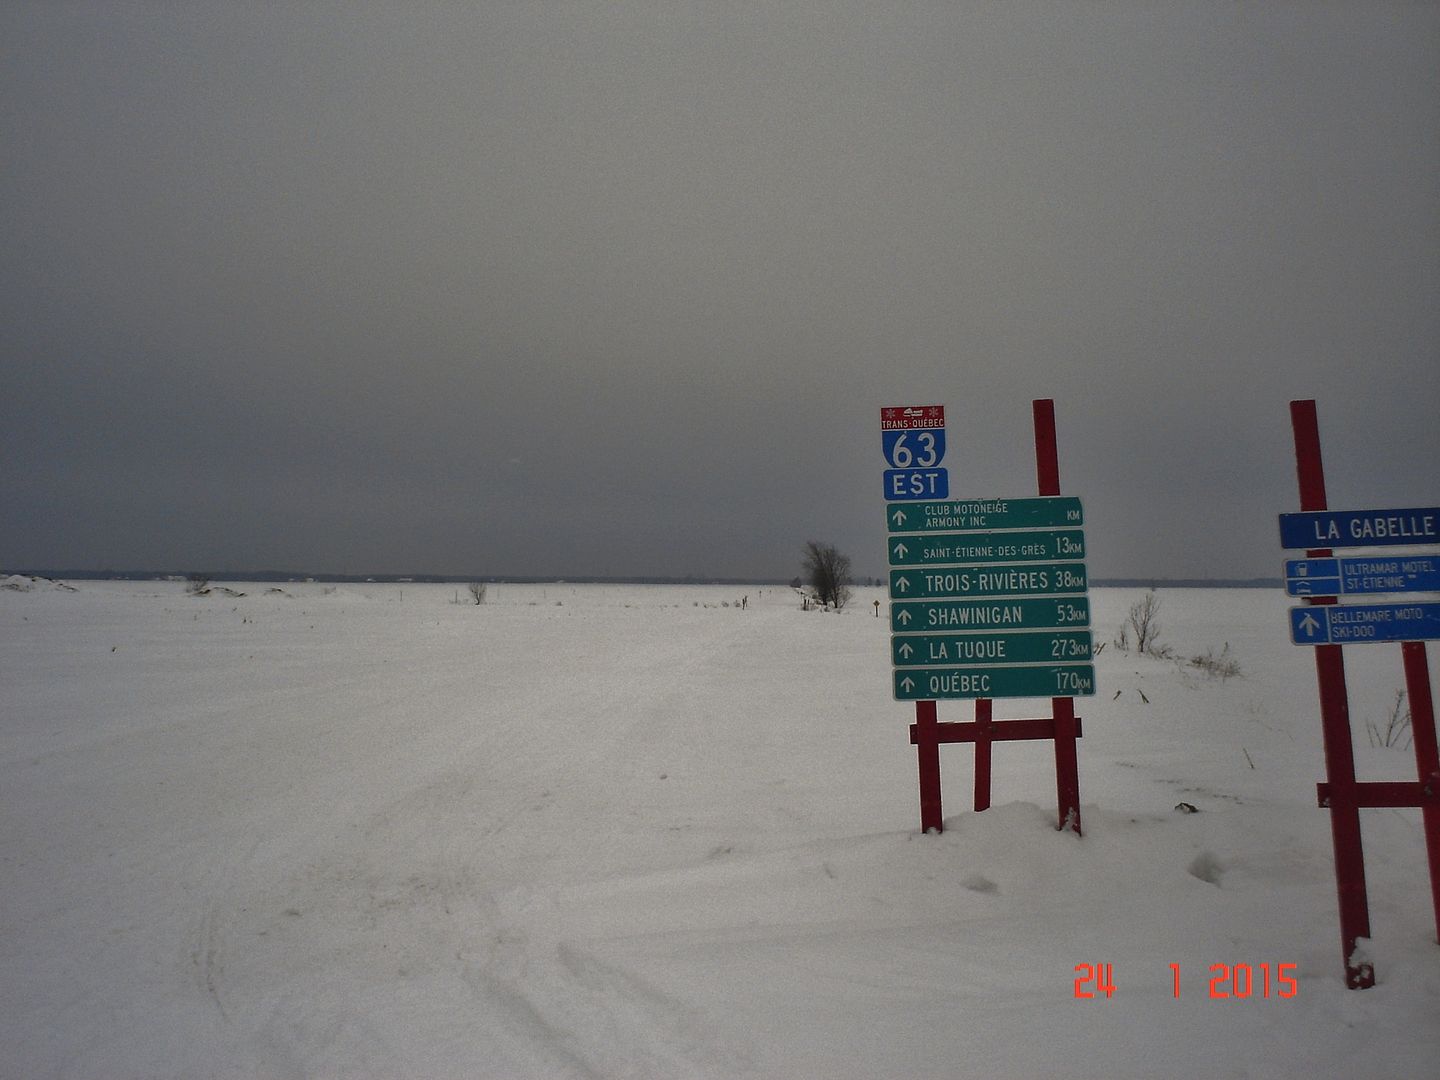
(891, 508, 908, 527)
(896, 609, 913, 625)
(893, 541, 909, 560)
(898, 641, 914, 659)
(894, 576, 911, 594)
(900, 676, 916, 693)
(1298, 612, 1321, 637)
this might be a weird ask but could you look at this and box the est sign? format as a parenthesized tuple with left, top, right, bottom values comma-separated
(884, 468, 950, 501)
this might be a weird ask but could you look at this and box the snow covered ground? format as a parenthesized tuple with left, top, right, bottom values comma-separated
(2, 580, 1437, 1078)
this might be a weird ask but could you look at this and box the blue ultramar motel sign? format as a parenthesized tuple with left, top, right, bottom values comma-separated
(1284, 555, 1440, 597)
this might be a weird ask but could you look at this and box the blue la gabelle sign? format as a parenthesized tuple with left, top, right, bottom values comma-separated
(1279, 507, 1440, 550)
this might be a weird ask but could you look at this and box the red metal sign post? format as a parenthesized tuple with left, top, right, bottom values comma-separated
(1037, 399, 1083, 834)
(1290, 400, 1373, 989)
(1289, 399, 1440, 989)
(909, 400, 1085, 835)
(1403, 640, 1440, 941)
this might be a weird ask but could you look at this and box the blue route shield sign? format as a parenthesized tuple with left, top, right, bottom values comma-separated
(882, 428, 946, 470)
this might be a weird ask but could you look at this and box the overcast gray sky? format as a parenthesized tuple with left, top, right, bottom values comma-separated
(3, 2, 1437, 581)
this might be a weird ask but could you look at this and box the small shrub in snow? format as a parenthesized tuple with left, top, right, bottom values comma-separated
(2, 575, 78, 592)
(1190, 643, 1241, 680)
(1366, 691, 1412, 750)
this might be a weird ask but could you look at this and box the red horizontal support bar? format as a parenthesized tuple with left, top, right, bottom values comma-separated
(911, 716, 1084, 746)
(1317, 780, 1439, 810)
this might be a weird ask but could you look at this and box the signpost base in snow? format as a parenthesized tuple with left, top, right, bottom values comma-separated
(910, 708, 1084, 825)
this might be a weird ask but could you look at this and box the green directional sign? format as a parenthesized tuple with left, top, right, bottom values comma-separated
(892, 596, 1091, 633)
(892, 630, 1092, 667)
(890, 562, 1087, 600)
(894, 664, 1096, 700)
(888, 528, 1085, 567)
(886, 497, 1083, 534)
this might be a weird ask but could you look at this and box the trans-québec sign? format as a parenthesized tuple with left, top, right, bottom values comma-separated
(881, 405, 945, 430)
(1279, 507, 1440, 550)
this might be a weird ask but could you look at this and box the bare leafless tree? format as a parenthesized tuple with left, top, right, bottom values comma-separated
(1128, 590, 1163, 654)
(468, 581, 488, 605)
(802, 541, 853, 611)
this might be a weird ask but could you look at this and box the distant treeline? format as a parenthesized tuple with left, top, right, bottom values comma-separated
(1090, 578, 1281, 589)
(12, 569, 798, 586)
(14, 569, 1282, 589)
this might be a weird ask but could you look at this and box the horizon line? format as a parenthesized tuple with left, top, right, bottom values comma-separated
(7, 568, 1284, 589)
